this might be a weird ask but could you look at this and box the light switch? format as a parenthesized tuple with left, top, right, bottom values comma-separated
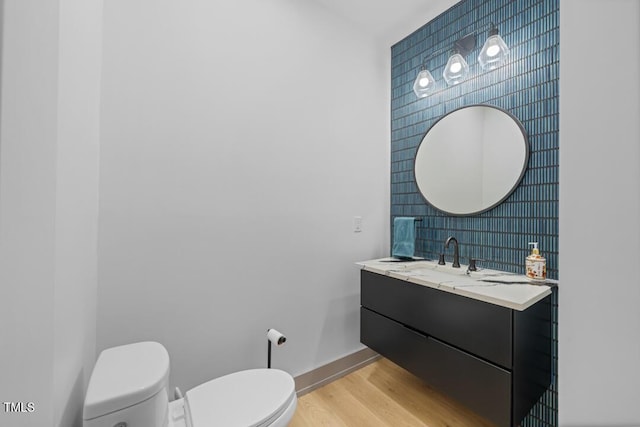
(353, 216, 362, 233)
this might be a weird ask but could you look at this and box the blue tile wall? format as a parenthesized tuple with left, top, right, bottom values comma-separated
(390, 0, 559, 425)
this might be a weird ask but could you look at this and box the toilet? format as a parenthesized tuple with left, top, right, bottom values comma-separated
(82, 341, 297, 427)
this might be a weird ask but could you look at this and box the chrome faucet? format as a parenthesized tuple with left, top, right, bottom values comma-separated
(444, 236, 460, 268)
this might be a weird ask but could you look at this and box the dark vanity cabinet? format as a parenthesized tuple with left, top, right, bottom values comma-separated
(360, 270, 552, 427)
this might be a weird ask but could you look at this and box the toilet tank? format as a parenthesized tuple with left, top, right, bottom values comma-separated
(83, 342, 170, 427)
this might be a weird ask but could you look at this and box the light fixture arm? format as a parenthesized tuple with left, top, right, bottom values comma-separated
(488, 22, 499, 37)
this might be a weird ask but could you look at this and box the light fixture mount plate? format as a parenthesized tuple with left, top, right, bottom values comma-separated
(454, 34, 476, 56)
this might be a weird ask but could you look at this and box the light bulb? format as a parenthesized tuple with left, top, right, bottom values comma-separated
(449, 62, 462, 73)
(487, 44, 500, 57)
(418, 77, 430, 87)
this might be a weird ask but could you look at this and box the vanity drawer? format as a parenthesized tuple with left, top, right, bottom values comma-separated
(361, 307, 512, 427)
(361, 270, 512, 368)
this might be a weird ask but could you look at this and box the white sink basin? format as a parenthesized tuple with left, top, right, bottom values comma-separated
(390, 267, 468, 284)
(432, 263, 511, 279)
(387, 260, 509, 279)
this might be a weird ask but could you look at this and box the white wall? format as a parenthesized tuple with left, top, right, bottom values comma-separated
(0, 1, 102, 426)
(0, 0, 58, 424)
(52, 0, 102, 426)
(98, 0, 389, 392)
(559, 1, 640, 425)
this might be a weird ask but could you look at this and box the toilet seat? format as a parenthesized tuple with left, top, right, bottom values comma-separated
(184, 369, 296, 427)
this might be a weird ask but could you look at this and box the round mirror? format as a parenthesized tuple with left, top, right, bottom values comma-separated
(414, 105, 528, 216)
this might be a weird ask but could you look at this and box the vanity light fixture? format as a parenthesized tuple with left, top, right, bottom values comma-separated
(413, 22, 511, 98)
(443, 34, 475, 86)
(478, 23, 510, 71)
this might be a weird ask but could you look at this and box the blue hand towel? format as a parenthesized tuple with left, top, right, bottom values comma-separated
(392, 217, 416, 259)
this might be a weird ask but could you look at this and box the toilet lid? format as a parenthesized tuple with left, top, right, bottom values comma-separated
(185, 369, 295, 427)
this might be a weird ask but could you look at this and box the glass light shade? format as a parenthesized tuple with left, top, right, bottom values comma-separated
(413, 69, 436, 98)
(478, 34, 510, 71)
(443, 53, 469, 86)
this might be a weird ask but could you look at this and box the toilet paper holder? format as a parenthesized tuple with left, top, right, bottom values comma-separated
(266, 329, 287, 369)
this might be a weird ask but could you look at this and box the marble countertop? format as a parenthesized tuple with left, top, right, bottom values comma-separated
(357, 258, 555, 311)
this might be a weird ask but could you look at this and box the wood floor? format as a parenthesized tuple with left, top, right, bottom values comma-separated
(289, 358, 495, 427)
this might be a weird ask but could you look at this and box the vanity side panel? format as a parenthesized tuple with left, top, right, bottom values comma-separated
(512, 292, 553, 425)
(361, 270, 512, 367)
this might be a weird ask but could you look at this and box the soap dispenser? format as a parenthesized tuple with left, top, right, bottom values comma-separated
(526, 242, 547, 283)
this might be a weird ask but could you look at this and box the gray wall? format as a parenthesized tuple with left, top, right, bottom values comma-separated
(0, 1, 102, 426)
(53, 1, 103, 425)
(0, 0, 58, 424)
(97, 0, 390, 392)
(559, 0, 640, 425)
